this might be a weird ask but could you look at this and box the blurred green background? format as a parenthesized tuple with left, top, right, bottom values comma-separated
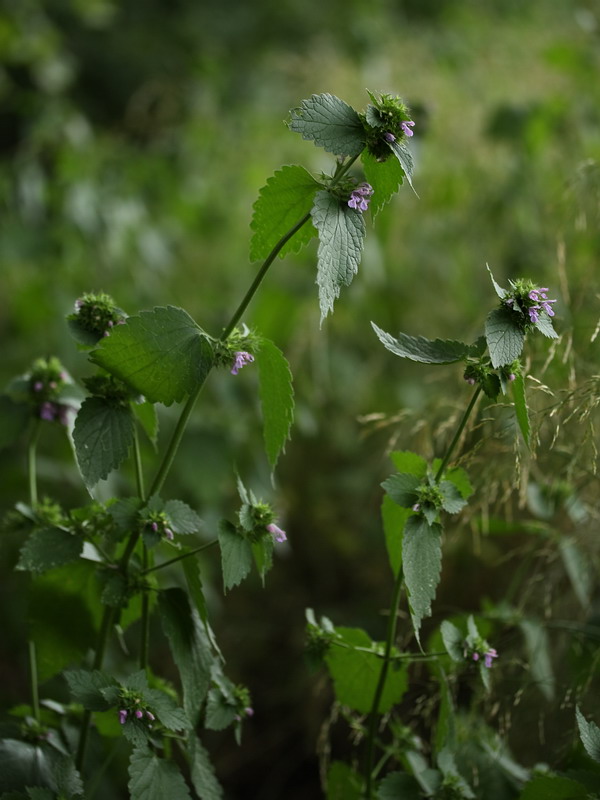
(1, 0, 600, 796)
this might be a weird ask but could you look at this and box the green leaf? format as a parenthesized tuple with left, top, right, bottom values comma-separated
(251, 537, 274, 586)
(361, 150, 405, 217)
(437, 747, 476, 798)
(108, 497, 143, 532)
(381, 473, 420, 508)
(402, 516, 443, 644)
(64, 669, 117, 711)
(440, 621, 464, 662)
(73, 397, 135, 488)
(576, 708, 600, 763)
(520, 619, 555, 700)
(128, 746, 192, 800)
(381, 494, 410, 576)
(204, 688, 237, 731)
(249, 165, 319, 261)
(289, 93, 365, 157)
(534, 314, 559, 339)
(255, 338, 295, 471)
(327, 761, 362, 800)
(372, 323, 475, 364)
(17, 528, 83, 574)
(390, 450, 428, 477)
(486, 264, 507, 299)
(163, 500, 202, 534)
(143, 690, 190, 732)
(512, 372, 530, 446)
(158, 588, 215, 726)
(0, 741, 82, 797)
(485, 307, 525, 368)
(91, 306, 214, 406)
(442, 467, 474, 499)
(0, 395, 30, 449)
(324, 627, 408, 713)
(132, 401, 158, 449)
(311, 190, 366, 322)
(439, 481, 468, 514)
(218, 520, 253, 592)
(377, 772, 422, 799)
(560, 538, 593, 609)
(518, 775, 590, 799)
(187, 735, 224, 800)
(388, 138, 416, 193)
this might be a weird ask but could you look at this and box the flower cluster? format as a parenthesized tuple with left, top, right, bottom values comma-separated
(144, 514, 174, 541)
(69, 292, 126, 341)
(526, 287, 556, 323)
(470, 647, 498, 669)
(118, 706, 155, 726)
(400, 120, 415, 137)
(231, 351, 254, 375)
(347, 182, 374, 212)
(267, 522, 287, 543)
(502, 280, 557, 326)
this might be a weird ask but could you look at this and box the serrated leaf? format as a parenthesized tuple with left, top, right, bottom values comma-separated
(0, 740, 52, 793)
(249, 165, 319, 261)
(485, 307, 525, 368)
(157, 588, 216, 726)
(255, 337, 294, 470)
(64, 669, 117, 711)
(128, 746, 192, 800)
(164, 500, 202, 534)
(512, 372, 530, 446)
(388, 138, 416, 193)
(311, 190, 365, 322)
(17, 527, 83, 574)
(534, 313, 559, 339)
(437, 748, 476, 798)
(187, 735, 224, 800)
(381, 473, 420, 508)
(486, 264, 507, 299)
(361, 150, 405, 217)
(381, 494, 410, 576)
(377, 771, 422, 799)
(73, 397, 135, 488)
(143, 689, 190, 731)
(372, 323, 474, 364)
(91, 306, 214, 406)
(108, 497, 143, 534)
(439, 481, 468, 514)
(251, 537, 274, 586)
(390, 450, 428, 477)
(133, 401, 158, 448)
(443, 467, 474, 499)
(577, 708, 600, 763)
(218, 520, 253, 591)
(205, 688, 238, 731)
(402, 516, 443, 644)
(440, 621, 464, 662)
(289, 93, 365, 157)
(324, 627, 408, 713)
(327, 761, 362, 800)
(518, 775, 590, 799)
(520, 619, 555, 700)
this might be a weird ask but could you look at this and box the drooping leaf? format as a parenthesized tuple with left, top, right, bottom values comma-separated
(17, 528, 83, 574)
(361, 150, 405, 217)
(91, 307, 214, 406)
(132, 401, 158, 449)
(440, 621, 464, 662)
(327, 761, 362, 800)
(576, 707, 600, 764)
(377, 771, 422, 799)
(255, 337, 294, 471)
(164, 500, 202, 535)
(73, 397, 135, 488)
(520, 619, 555, 700)
(64, 669, 118, 711)
(511, 372, 530, 446)
(217, 520, 253, 592)
(324, 627, 408, 713)
(402, 516, 443, 644)
(388, 138, 416, 192)
(128, 746, 192, 800)
(249, 165, 320, 261)
(204, 688, 238, 731)
(381, 494, 410, 576)
(187, 735, 224, 800)
(311, 190, 366, 322)
(381, 473, 421, 508)
(289, 93, 365, 157)
(372, 323, 475, 365)
(485, 307, 525, 368)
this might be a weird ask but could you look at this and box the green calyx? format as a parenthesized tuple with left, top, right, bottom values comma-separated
(363, 90, 413, 161)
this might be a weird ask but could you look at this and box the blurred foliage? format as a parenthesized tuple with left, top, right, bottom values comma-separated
(1, 0, 600, 797)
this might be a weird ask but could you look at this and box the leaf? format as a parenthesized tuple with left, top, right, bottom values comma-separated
(372, 323, 475, 364)
(511, 372, 530, 446)
(534, 314, 559, 339)
(517, 775, 590, 799)
(143, 690, 190, 731)
(91, 306, 214, 406)
(17, 528, 83, 574)
(486, 264, 507, 299)
(255, 338, 295, 471)
(520, 619, 555, 700)
(327, 761, 362, 800)
(64, 669, 117, 711)
(249, 165, 319, 261)
(440, 621, 464, 662)
(311, 190, 366, 322)
(73, 397, 135, 488)
(128, 746, 192, 800)
(485, 307, 525, 368)
(390, 450, 428, 477)
(560, 538, 593, 609)
(164, 500, 202, 534)
(217, 520, 253, 592)
(132, 401, 158, 448)
(361, 150, 405, 217)
(0, 740, 52, 793)
(108, 497, 143, 534)
(204, 689, 238, 731)
(442, 466, 474, 499)
(187, 735, 224, 800)
(251, 537, 274, 586)
(439, 481, 468, 514)
(288, 93, 365, 157)
(576, 707, 600, 763)
(377, 771, 422, 799)
(0, 395, 30, 449)
(157, 588, 215, 726)
(381, 473, 420, 508)
(324, 627, 408, 713)
(381, 494, 410, 576)
(388, 138, 416, 193)
(437, 747, 475, 798)
(402, 516, 443, 644)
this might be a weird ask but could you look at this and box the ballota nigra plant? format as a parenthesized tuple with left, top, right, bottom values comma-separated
(0, 90, 598, 800)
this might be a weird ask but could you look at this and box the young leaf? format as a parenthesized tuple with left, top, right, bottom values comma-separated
(486, 264, 507, 299)
(511, 372, 530, 446)
(108, 497, 143, 534)
(484, 307, 525, 368)
(73, 397, 135, 488)
(255, 337, 294, 471)
(289, 93, 365, 157)
(361, 150, 405, 217)
(440, 621, 464, 662)
(402, 516, 443, 645)
(576, 708, 600, 764)
(388, 139, 416, 193)
(372, 323, 474, 364)
(217, 520, 253, 591)
(128, 746, 192, 800)
(250, 165, 319, 261)
(164, 500, 202, 534)
(439, 481, 468, 514)
(91, 307, 214, 406)
(187, 734, 224, 800)
(381, 494, 410, 576)
(442, 466, 474, 499)
(17, 528, 83, 574)
(311, 190, 366, 322)
(64, 669, 117, 711)
(381, 473, 421, 508)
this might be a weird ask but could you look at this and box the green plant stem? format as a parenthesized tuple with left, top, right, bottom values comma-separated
(363, 568, 404, 799)
(140, 545, 150, 672)
(132, 423, 146, 501)
(142, 539, 218, 575)
(28, 640, 40, 723)
(27, 419, 41, 507)
(434, 387, 481, 483)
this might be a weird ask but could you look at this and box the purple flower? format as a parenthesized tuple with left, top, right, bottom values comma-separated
(472, 651, 480, 662)
(40, 402, 57, 422)
(231, 351, 254, 375)
(267, 523, 287, 543)
(118, 709, 128, 725)
(401, 120, 415, 137)
(151, 521, 158, 532)
(484, 648, 498, 668)
(508, 373, 516, 382)
(135, 709, 144, 719)
(348, 183, 374, 213)
(529, 288, 556, 319)
(244, 707, 254, 717)
(528, 306, 540, 324)
(165, 528, 174, 541)
(33, 381, 44, 392)
(146, 711, 155, 722)
(384, 131, 396, 143)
